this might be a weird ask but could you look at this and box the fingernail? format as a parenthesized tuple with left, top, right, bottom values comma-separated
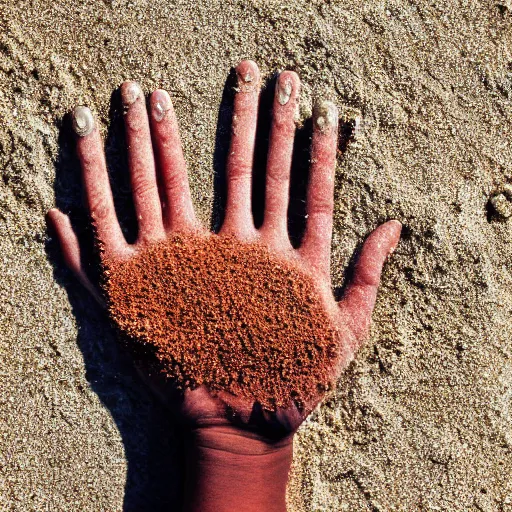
(235, 61, 259, 93)
(152, 90, 172, 122)
(277, 76, 293, 105)
(238, 67, 254, 83)
(72, 106, 94, 137)
(313, 100, 338, 133)
(122, 82, 142, 107)
(236, 69, 254, 93)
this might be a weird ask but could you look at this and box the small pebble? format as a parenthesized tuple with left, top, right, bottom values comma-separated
(490, 193, 512, 219)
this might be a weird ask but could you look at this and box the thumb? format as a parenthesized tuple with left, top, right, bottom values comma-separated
(339, 220, 402, 343)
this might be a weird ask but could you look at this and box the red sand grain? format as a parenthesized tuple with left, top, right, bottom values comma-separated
(102, 235, 340, 411)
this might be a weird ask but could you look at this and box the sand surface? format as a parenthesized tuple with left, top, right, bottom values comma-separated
(1, 0, 511, 510)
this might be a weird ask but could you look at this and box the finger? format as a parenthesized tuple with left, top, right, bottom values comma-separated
(47, 208, 105, 307)
(299, 101, 339, 276)
(121, 81, 165, 243)
(149, 89, 198, 232)
(339, 220, 402, 341)
(72, 106, 129, 259)
(221, 60, 260, 237)
(261, 71, 300, 241)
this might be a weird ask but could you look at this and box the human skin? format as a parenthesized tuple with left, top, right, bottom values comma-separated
(47, 60, 402, 511)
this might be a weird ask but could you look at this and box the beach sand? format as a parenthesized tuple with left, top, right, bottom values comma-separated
(0, 0, 511, 510)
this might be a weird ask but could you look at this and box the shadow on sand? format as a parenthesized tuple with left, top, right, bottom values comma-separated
(46, 67, 353, 510)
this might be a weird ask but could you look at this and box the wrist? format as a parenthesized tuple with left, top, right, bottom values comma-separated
(183, 425, 293, 512)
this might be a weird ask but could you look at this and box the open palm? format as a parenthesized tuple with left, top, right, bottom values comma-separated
(48, 60, 401, 440)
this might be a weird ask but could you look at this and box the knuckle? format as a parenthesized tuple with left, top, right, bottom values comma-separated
(307, 189, 333, 216)
(356, 272, 379, 289)
(266, 168, 289, 188)
(229, 160, 253, 182)
(308, 199, 333, 217)
(131, 172, 157, 199)
(90, 195, 111, 223)
(164, 171, 186, 197)
(272, 113, 296, 133)
(124, 113, 145, 133)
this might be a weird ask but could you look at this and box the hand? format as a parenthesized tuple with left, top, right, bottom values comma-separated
(48, 60, 401, 512)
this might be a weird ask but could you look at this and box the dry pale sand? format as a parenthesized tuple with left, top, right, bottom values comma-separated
(1, 0, 511, 510)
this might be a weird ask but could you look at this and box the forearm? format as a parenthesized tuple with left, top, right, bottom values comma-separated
(183, 426, 293, 512)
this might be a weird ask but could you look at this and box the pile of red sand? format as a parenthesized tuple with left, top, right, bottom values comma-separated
(102, 235, 339, 411)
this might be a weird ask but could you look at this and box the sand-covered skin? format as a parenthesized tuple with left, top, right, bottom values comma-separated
(104, 235, 339, 411)
(0, 0, 511, 510)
